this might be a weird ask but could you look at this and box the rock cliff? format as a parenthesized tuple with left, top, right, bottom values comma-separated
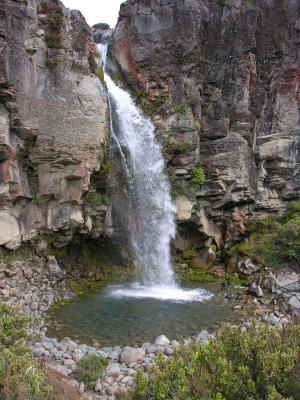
(0, 0, 110, 249)
(109, 0, 300, 255)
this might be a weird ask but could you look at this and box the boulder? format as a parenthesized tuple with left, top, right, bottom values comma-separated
(273, 268, 299, 289)
(146, 344, 164, 354)
(155, 335, 170, 346)
(196, 330, 211, 345)
(120, 347, 145, 365)
(288, 296, 300, 310)
(175, 196, 193, 222)
(47, 256, 62, 278)
(0, 213, 20, 249)
(105, 364, 121, 377)
(238, 258, 261, 275)
(247, 283, 263, 298)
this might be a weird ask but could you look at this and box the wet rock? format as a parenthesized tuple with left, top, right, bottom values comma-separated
(225, 293, 235, 301)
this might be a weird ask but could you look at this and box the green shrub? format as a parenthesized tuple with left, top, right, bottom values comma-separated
(45, 58, 57, 68)
(182, 249, 196, 259)
(174, 104, 186, 113)
(169, 173, 191, 199)
(45, 34, 63, 49)
(76, 354, 108, 384)
(195, 200, 202, 210)
(48, 13, 64, 28)
(189, 97, 201, 106)
(169, 141, 191, 155)
(0, 303, 52, 399)
(142, 102, 153, 115)
(130, 321, 300, 400)
(84, 192, 103, 208)
(190, 166, 206, 186)
(153, 93, 169, 106)
(228, 201, 300, 268)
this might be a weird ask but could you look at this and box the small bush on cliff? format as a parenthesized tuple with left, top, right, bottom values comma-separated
(190, 166, 206, 186)
(48, 13, 64, 28)
(0, 303, 51, 399)
(129, 321, 300, 400)
(45, 34, 63, 49)
(228, 201, 300, 268)
(169, 141, 191, 156)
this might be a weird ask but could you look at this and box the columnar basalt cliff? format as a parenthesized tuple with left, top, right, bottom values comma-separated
(109, 0, 300, 258)
(0, 0, 110, 249)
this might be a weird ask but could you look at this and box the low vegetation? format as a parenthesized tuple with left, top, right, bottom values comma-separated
(190, 166, 206, 186)
(0, 302, 83, 399)
(169, 166, 206, 199)
(168, 141, 191, 156)
(0, 303, 51, 399)
(228, 201, 300, 268)
(75, 354, 108, 388)
(129, 321, 300, 400)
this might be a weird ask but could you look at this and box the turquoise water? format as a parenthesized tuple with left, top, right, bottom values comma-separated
(46, 282, 235, 347)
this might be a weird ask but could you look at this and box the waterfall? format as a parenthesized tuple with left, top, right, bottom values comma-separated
(99, 42, 176, 286)
(98, 39, 213, 302)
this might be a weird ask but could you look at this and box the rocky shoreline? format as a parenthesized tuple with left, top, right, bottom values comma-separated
(0, 254, 299, 400)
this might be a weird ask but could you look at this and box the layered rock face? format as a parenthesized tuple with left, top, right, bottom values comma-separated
(0, 0, 109, 249)
(110, 0, 300, 252)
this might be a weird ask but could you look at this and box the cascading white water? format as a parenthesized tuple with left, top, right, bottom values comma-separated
(99, 42, 176, 286)
(98, 41, 213, 302)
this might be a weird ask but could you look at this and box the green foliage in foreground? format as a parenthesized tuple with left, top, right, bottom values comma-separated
(0, 303, 51, 400)
(76, 354, 108, 384)
(130, 321, 300, 400)
(228, 201, 300, 268)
